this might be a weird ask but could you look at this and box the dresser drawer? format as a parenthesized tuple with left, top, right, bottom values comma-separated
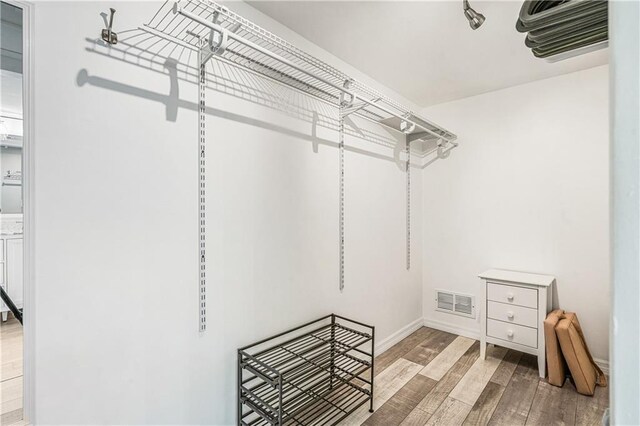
(487, 319, 537, 348)
(487, 301, 538, 328)
(487, 282, 537, 309)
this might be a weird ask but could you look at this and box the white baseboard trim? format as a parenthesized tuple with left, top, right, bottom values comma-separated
(375, 317, 424, 355)
(593, 358, 610, 375)
(423, 318, 610, 375)
(423, 318, 480, 340)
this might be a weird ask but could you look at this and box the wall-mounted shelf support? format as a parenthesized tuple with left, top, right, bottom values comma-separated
(338, 79, 354, 292)
(198, 37, 207, 332)
(406, 137, 411, 270)
(195, 12, 235, 331)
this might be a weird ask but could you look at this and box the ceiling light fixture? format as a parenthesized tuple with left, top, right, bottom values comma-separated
(463, 0, 486, 30)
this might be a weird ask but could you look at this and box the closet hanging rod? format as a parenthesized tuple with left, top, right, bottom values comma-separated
(174, 3, 454, 144)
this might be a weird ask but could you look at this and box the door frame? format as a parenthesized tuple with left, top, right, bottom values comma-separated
(2, 0, 35, 422)
(610, 1, 640, 424)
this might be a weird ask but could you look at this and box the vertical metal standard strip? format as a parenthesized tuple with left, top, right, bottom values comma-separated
(369, 325, 375, 413)
(339, 107, 345, 291)
(199, 45, 207, 332)
(406, 139, 411, 270)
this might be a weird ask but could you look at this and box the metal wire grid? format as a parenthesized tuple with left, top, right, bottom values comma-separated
(242, 385, 369, 426)
(241, 357, 370, 423)
(238, 316, 374, 425)
(144, 0, 457, 142)
(147, 1, 342, 100)
(84, 33, 441, 157)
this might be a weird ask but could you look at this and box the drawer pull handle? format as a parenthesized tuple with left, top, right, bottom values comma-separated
(507, 330, 514, 338)
(507, 312, 514, 320)
(507, 293, 514, 301)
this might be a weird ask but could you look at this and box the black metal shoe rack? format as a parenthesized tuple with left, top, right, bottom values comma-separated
(237, 314, 375, 425)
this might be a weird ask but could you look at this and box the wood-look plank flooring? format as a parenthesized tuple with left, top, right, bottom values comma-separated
(0, 321, 609, 426)
(0, 315, 24, 425)
(339, 327, 609, 426)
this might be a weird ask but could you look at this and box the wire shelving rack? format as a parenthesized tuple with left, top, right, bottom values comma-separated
(142, 0, 457, 148)
(137, 0, 459, 330)
(237, 314, 375, 425)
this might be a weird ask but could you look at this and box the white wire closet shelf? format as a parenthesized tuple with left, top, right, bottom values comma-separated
(142, 0, 459, 155)
(132, 0, 460, 333)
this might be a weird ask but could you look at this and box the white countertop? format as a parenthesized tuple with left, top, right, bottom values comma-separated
(0, 232, 23, 237)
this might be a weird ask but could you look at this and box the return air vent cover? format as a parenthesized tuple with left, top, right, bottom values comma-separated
(437, 291, 454, 312)
(435, 290, 476, 318)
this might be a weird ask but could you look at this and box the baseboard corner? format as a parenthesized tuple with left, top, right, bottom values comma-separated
(375, 317, 424, 355)
(423, 317, 480, 340)
(594, 358, 609, 375)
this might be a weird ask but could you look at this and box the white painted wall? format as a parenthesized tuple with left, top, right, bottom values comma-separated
(421, 66, 610, 361)
(32, 1, 423, 424)
(30, 1, 613, 423)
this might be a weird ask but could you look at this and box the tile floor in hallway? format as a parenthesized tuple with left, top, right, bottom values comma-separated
(1, 315, 24, 425)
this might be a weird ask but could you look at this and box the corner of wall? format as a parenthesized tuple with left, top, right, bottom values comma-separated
(375, 317, 424, 355)
(422, 317, 480, 340)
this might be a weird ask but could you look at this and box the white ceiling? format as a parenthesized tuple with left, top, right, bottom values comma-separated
(248, 1, 608, 107)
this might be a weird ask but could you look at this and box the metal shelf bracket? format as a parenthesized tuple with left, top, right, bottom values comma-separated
(400, 119, 416, 134)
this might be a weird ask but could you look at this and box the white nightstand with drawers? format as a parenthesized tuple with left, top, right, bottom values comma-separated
(479, 269, 555, 378)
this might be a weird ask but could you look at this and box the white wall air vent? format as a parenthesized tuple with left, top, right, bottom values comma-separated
(437, 291, 454, 312)
(435, 290, 476, 318)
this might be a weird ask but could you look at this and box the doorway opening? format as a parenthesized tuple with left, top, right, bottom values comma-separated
(1, 1, 27, 424)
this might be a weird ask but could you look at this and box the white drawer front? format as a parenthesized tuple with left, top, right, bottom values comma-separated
(487, 282, 537, 309)
(487, 301, 538, 328)
(487, 319, 537, 348)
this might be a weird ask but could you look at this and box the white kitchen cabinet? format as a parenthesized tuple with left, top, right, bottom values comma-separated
(1, 236, 23, 321)
(7, 238, 23, 305)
